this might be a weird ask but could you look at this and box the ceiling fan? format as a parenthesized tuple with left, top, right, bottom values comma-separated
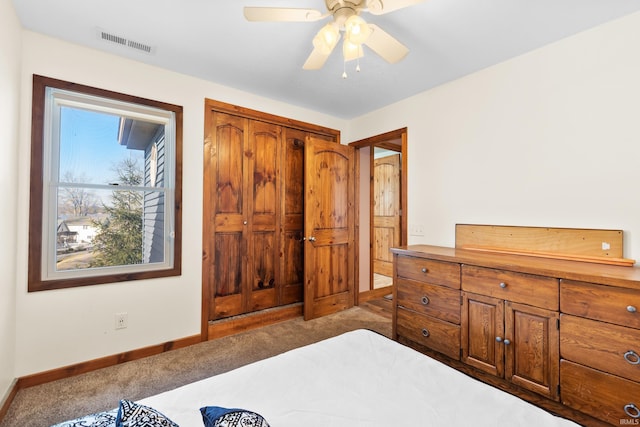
(244, 0, 425, 71)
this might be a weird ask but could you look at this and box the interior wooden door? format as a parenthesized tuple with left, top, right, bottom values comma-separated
(372, 153, 401, 277)
(304, 137, 355, 320)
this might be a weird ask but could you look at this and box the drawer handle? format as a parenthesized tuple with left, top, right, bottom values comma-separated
(624, 403, 640, 419)
(421, 328, 430, 337)
(629, 305, 638, 313)
(624, 350, 640, 365)
(421, 296, 430, 305)
(421, 267, 428, 273)
(499, 282, 507, 288)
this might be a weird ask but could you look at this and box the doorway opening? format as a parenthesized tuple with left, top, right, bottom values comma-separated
(350, 128, 407, 306)
(372, 146, 401, 289)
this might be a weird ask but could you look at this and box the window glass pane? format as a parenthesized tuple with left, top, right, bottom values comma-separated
(53, 103, 169, 275)
(59, 107, 122, 185)
(58, 106, 161, 187)
(56, 187, 166, 271)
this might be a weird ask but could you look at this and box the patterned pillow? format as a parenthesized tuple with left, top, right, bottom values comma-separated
(200, 406, 270, 427)
(50, 408, 118, 427)
(116, 400, 178, 427)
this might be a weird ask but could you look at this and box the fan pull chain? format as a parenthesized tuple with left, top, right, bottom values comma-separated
(342, 60, 362, 78)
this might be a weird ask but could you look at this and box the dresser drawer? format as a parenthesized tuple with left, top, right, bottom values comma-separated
(560, 314, 640, 383)
(396, 308, 460, 360)
(561, 279, 640, 329)
(462, 265, 559, 310)
(561, 360, 640, 425)
(396, 256, 460, 289)
(397, 278, 461, 324)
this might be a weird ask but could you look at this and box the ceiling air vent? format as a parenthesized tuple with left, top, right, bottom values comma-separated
(96, 28, 156, 55)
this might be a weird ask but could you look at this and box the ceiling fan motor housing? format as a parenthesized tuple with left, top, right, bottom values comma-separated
(326, 0, 364, 27)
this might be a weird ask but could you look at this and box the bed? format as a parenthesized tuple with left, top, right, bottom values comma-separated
(55, 329, 579, 426)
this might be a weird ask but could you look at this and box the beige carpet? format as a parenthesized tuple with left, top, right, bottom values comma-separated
(1, 307, 391, 427)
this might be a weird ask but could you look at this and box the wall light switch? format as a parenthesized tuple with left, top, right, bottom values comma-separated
(410, 224, 425, 237)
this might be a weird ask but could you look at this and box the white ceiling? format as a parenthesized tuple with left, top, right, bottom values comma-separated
(12, 0, 640, 119)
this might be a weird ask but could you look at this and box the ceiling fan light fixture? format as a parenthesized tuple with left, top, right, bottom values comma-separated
(344, 15, 371, 45)
(342, 39, 363, 62)
(244, 0, 423, 72)
(313, 23, 340, 54)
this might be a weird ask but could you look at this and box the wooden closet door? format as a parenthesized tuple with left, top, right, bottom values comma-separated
(280, 128, 306, 305)
(203, 100, 342, 327)
(208, 112, 248, 319)
(247, 120, 281, 312)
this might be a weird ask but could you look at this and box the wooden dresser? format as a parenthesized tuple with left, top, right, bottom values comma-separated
(392, 245, 640, 426)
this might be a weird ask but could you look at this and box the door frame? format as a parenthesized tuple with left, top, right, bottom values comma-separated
(349, 128, 408, 303)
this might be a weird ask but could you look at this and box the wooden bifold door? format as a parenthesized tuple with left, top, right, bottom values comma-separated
(203, 100, 352, 323)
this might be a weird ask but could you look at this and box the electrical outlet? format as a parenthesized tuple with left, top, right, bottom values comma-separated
(114, 312, 128, 330)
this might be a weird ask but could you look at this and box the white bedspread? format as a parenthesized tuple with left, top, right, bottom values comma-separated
(139, 329, 579, 426)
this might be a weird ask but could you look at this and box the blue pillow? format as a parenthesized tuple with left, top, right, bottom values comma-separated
(50, 409, 118, 427)
(200, 406, 270, 427)
(116, 400, 178, 427)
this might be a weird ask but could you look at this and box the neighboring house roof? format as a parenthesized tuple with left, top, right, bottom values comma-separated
(63, 217, 95, 227)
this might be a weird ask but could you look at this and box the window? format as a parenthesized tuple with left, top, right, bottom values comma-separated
(28, 75, 182, 291)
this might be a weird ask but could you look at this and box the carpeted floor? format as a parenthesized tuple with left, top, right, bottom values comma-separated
(1, 306, 391, 427)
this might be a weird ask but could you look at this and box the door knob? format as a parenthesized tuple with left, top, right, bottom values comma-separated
(308, 236, 316, 242)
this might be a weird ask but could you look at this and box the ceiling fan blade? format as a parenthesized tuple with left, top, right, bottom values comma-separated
(303, 26, 341, 70)
(366, 0, 426, 15)
(302, 47, 332, 70)
(244, 7, 324, 22)
(364, 24, 409, 63)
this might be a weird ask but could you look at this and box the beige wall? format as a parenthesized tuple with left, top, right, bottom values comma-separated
(0, 0, 21, 399)
(14, 30, 347, 376)
(7, 3, 640, 381)
(349, 11, 640, 260)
